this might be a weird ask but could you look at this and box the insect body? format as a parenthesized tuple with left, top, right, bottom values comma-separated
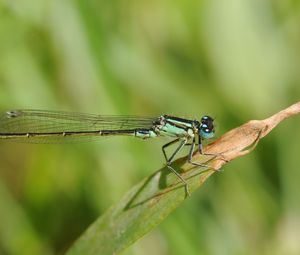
(0, 110, 215, 195)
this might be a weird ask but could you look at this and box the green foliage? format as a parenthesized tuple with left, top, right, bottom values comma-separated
(66, 163, 212, 255)
(0, 0, 300, 254)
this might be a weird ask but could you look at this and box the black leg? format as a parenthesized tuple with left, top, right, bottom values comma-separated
(198, 135, 225, 159)
(188, 137, 210, 167)
(166, 139, 187, 164)
(198, 135, 203, 154)
(162, 138, 180, 162)
(194, 135, 226, 169)
(162, 138, 190, 196)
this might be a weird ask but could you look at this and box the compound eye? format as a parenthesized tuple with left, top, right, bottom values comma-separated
(199, 116, 215, 139)
(201, 116, 208, 121)
(200, 126, 214, 139)
(201, 123, 208, 130)
(201, 115, 213, 122)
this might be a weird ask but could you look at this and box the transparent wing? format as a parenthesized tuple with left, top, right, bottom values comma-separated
(0, 110, 156, 143)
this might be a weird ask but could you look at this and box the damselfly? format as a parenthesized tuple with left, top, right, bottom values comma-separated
(0, 110, 215, 195)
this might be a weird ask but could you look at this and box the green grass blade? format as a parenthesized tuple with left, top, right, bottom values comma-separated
(66, 101, 300, 255)
(67, 159, 214, 255)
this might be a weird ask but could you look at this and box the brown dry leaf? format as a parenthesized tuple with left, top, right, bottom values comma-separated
(184, 101, 300, 172)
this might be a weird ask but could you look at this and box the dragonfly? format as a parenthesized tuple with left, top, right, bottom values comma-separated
(0, 110, 215, 195)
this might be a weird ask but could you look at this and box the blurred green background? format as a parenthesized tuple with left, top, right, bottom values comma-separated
(0, 0, 300, 254)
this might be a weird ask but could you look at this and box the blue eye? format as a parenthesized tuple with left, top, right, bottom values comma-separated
(200, 128, 214, 139)
(199, 115, 215, 139)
